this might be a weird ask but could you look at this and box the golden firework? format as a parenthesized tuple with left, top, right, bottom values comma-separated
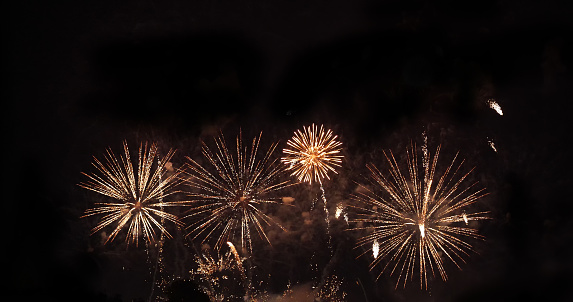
(79, 141, 185, 246)
(349, 144, 490, 289)
(282, 124, 343, 185)
(184, 132, 292, 252)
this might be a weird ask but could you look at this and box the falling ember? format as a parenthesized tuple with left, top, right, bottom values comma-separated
(349, 142, 490, 289)
(372, 239, 379, 259)
(320, 184, 333, 249)
(487, 99, 503, 116)
(487, 138, 498, 152)
(79, 141, 185, 246)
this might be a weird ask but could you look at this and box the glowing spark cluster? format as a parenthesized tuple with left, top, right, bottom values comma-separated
(79, 142, 185, 246)
(184, 132, 292, 252)
(335, 203, 344, 219)
(372, 239, 380, 259)
(487, 99, 503, 116)
(316, 275, 347, 302)
(350, 144, 490, 289)
(282, 124, 343, 185)
(335, 203, 349, 224)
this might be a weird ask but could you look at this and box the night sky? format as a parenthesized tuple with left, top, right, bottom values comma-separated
(6, 0, 573, 301)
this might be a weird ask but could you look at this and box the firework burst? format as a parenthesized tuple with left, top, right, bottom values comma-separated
(79, 141, 185, 246)
(282, 124, 343, 185)
(349, 143, 490, 289)
(183, 132, 292, 252)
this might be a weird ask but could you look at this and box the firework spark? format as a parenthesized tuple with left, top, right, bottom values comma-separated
(349, 143, 490, 289)
(282, 124, 343, 185)
(487, 99, 503, 116)
(372, 239, 379, 259)
(335, 203, 344, 219)
(79, 142, 185, 246)
(335, 203, 349, 225)
(487, 138, 498, 152)
(183, 132, 292, 252)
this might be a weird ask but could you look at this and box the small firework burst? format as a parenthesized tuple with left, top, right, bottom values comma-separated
(282, 124, 343, 185)
(349, 143, 490, 289)
(79, 141, 185, 246)
(183, 132, 293, 252)
(192, 249, 237, 283)
(191, 247, 240, 301)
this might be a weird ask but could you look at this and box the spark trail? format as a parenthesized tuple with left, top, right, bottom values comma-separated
(149, 155, 168, 302)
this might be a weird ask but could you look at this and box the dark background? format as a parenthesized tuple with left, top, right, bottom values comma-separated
(6, 0, 573, 301)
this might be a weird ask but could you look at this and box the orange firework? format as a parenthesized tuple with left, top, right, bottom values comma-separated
(79, 141, 185, 246)
(349, 143, 490, 289)
(282, 124, 343, 185)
